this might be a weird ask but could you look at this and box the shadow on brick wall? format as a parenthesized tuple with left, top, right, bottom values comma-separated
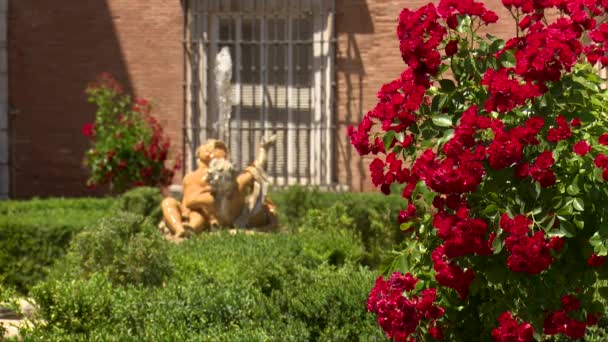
(9, 0, 134, 198)
(336, 0, 373, 191)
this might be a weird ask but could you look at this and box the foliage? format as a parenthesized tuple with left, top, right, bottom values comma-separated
(50, 211, 171, 287)
(0, 198, 112, 293)
(82, 72, 180, 193)
(348, 1, 608, 340)
(111, 186, 163, 223)
(26, 231, 384, 340)
(273, 186, 405, 266)
(297, 203, 364, 266)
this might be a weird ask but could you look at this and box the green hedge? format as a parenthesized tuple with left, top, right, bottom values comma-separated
(1, 186, 408, 294)
(272, 186, 407, 266)
(0, 198, 112, 293)
(27, 223, 384, 340)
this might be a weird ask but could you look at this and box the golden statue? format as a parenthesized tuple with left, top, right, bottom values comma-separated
(160, 136, 278, 239)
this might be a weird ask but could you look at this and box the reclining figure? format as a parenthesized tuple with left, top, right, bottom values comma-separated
(160, 135, 277, 239)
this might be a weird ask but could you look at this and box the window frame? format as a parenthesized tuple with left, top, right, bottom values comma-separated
(184, 0, 335, 186)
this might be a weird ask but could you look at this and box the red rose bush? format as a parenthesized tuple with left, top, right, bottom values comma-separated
(82, 73, 180, 193)
(350, 0, 608, 340)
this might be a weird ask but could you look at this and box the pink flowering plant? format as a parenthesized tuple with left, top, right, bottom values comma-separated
(349, 0, 608, 340)
(82, 73, 180, 193)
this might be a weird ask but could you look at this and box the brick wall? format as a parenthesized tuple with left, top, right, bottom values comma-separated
(335, 0, 519, 191)
(7, 0, 532, 197)
(9, 0, 183, 198)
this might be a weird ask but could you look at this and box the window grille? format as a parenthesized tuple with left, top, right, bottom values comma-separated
(184, 0, 335, 186)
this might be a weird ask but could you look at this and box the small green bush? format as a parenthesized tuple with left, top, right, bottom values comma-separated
(32, 273, 115, 334)
(271, 187, 406, 267)
(298, 203, 364, 266)
(0, 198, 111, 293)
(111, 186, 163, 222)
(51, 211, 171, 287)
(27, 231, 384, 340)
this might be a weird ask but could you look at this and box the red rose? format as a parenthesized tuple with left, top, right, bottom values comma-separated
(481, 11, 498, 24)
(429, 326, 444, 340)
(564, 320, 587, 339)
(534, 151, 555, 170)
(561, 295, 581, 312)
(573, 140, 591, 156)
(446, 14, 458, 30)
(599, 133, 608, 145)
(588, 253, 606, 267)
(445, 39, 459, 56)
(595, 154, 608, 168)
(81, 123, 95, 137)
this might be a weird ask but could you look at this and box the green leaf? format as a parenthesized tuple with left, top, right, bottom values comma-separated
(395, 131, 405, 143)
(483, 204, 498, 216)
(492, 234, 504, 254)
(438, 63, 450, 77)
(589, 231, 603, 248)
(383, 131, 396, 152)
(566, 183, 580, 196)
(489, 39, 505, 54)
(598, 287, 608, 300)
(573, 198, 585, 212)
(457, 15, 472, 33)
(499, 51, 516, 68)
(432, 115, 453, 127)
(400, 222, 413, 231)
(439, 79, 456, 93)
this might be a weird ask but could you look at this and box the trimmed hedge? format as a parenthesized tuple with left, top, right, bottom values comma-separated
(273, 186, 407, 266)
(1, 186, 409, 294)
(27, 222, 384, 340)
(48, 211, 171, 287)
(0, 198, 112, 293)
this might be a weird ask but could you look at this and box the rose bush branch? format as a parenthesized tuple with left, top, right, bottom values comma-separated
(82, 73, 180, 193)
(349, 0, 608, 340)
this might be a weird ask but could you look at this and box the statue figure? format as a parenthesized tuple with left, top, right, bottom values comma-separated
(160, 136, 278, 239)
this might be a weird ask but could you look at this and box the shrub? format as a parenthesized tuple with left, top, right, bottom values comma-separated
(348, 1, 608, 340)
(82, 73, 180, 193)
(26, 231, 384, 340)
(298, 203, 364, 266)
(51, 211, 171, 287)
(111, 186, 163, 223)
(0, 198, 111, 293)
(31, 273, 115, 334)
(272, 187, 405, 267)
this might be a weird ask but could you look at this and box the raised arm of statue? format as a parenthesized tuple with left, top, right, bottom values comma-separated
(236, 135, 277, 193)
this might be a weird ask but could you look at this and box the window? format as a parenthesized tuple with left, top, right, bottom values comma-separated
(185, 0, 335, 186)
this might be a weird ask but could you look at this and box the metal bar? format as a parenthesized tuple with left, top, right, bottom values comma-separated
(236, 12, 243, 169)
(198, 39, 336, 44)
(312, 0, 322, 185)
(295, 8, 301, 184)
(260, 3, 267, 154)
(318, 0, 325, 185)
(272, 3, 279, 183)
(188, 125, 336, 131)
(249, 0, 257, 165)
(306, 9, 315, 181)
(285, 10, 293, 184)
(327, 0, 336, 185)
